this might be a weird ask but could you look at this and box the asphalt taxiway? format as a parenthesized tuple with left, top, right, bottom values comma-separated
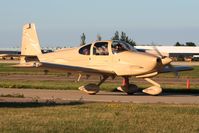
(0, 88, 199, 104)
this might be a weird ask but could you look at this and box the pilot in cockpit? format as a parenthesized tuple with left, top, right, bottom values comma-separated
(112, 43, 125, 54)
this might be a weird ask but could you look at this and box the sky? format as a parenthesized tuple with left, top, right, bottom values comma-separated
(0, 0, 199, 48)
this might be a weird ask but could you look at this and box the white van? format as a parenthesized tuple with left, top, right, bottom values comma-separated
(192, 55, 199, 61)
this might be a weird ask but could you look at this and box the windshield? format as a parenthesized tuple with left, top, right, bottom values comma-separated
(112, 41, 137, 54)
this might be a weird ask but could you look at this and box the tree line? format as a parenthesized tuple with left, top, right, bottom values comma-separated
(174, 42, 196, 47)
(80, 32, 197, 47)
(80, 31, 136, 47)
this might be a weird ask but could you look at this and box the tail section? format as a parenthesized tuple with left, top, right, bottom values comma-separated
(21, 23, 42, 56)
(19, 23, 42, 67)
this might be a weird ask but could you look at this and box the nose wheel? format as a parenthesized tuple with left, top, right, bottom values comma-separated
(142, 78, 162, 95)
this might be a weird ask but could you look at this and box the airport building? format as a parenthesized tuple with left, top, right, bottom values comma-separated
(135, 46, 199, 61)
(1, 46, 199, 61)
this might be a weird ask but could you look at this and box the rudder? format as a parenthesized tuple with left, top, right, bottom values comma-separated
(21, 23, 42, 56)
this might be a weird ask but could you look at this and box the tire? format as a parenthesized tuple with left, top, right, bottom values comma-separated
(122, 84, 139, 95)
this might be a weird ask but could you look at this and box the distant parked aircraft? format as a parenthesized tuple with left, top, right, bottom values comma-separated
(0, 50, 21, 60)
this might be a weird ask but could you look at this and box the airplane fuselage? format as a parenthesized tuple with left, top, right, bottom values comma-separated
(39, 40, 159, 76)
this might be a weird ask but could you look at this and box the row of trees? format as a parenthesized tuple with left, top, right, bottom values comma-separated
(174, 42, 196, 47)
(80, 33, 197, 47)
(111, 31, 136, 46)
(80, 31, 136, 46)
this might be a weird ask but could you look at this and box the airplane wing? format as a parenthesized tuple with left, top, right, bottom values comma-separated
(159, 66, 193, 73)
(41, 62, 116, 75)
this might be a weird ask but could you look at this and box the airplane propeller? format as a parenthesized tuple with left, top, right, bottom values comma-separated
(167, 63, 179, 77)
(153, 45, 179, 77)
(153, 46, 166, 59)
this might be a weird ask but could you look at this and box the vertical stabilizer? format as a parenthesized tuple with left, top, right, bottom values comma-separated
(21, 23, 42, 56)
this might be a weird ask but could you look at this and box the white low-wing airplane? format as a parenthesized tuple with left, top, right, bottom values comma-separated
(17, 23, 192, 95)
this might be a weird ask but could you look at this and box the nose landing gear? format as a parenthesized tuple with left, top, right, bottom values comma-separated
(142, 78, 162, 95)
(117, 77, 162, 95)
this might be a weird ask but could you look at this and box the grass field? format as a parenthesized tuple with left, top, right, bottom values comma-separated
(0, 63, 199, 92)
(0, 64, 199, 133)
(0, 103, 199, 133)
(0, 63, 199, 78)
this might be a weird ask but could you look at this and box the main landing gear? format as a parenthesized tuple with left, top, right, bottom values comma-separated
(117, 76, 139, 95)
(78, 75, 109, 95)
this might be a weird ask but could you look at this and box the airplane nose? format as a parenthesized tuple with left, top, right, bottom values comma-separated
(161, 57, 172, 65)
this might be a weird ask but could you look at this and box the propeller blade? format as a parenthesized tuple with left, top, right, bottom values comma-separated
(152, 44, 178, 77)
(153, 46, 163, 57)
(168, 64, 179, 77)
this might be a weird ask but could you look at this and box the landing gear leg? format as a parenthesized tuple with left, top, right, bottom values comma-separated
(142, 78, 162, 95)
(117, 76, 139, 95)
(97, 75, 109, 86)
(79, 75, 109, 95)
